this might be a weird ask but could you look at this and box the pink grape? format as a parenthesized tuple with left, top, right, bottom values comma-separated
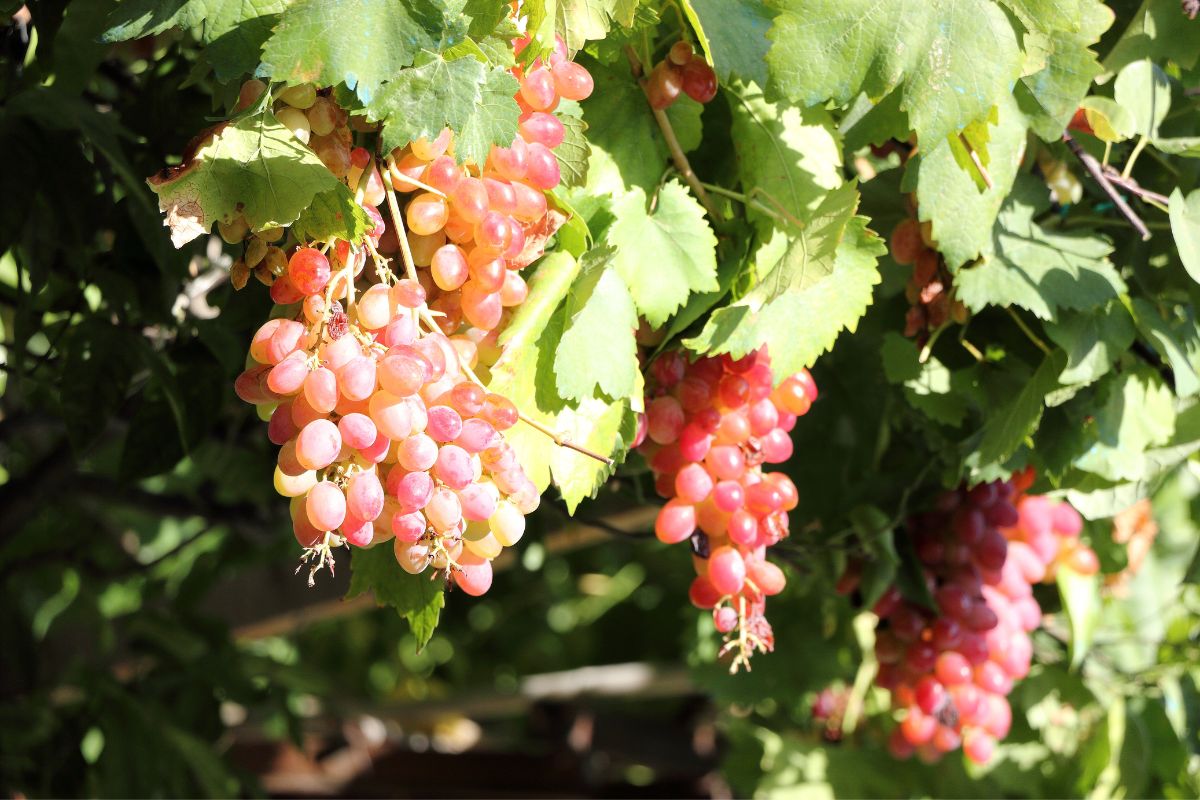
(395, 470, 434, 510)
(288, 248, 331, 294)
(453, 551, 493, 596)
(304, 367, 338, 413)
(338, 412, 377, 450)
(346, 470, 385, 521)
(306, 481, 347, 531)
(296, 419, 341, 470)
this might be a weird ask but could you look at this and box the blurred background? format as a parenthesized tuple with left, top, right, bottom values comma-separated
(3, 2, 1200, 798)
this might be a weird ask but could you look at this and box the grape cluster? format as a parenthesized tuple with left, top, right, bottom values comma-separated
(857, 475, 1096, 764)
(645, 41, 718, 109)
(235, 271, 539, 592)
(385, 35, 593, 336)
(635, 348, 816, 671)
(889, 215, 967, 342)
(220, 35, 592, 343)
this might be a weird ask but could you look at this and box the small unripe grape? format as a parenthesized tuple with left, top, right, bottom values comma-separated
(646, 62, 683, 109)
(669, 41, 694, 65)
(680, 60, 718, 103)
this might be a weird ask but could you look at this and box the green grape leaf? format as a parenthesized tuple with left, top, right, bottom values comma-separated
(554, 252, 639, 401)
(976, 351, 1066, 467)
(261, 0, 464, 102)
(767, 0, 1023, 146)
(347, 544, 444, 651)
(686, 194, 886, 381)
(955, 178, 1124, 320)
(1044, 303, 1137, 386)
(1016, 3, 1112, 141)
(488, 251, 635, 512)
(366, 56, 520, 165)
(606, 180, 719, 328)
(556, 0, 627, 50)
(1104, 0, 1200, 74)
(147, 113, 343, 247)
(578, 60, 699, 200)
(1168, 188, 1200, 286)
(1127, 298, 1200, 398)
(841, 90, 910, 152)
(729, 82, 843, 237)
(1073, 368, 1175, 481)
(554, 110, 591, 189)
(997, 0, 1085, 33)
(880, 333, 969, 426)
(101, 0, 291, 81)
(1113, 59, 1171, 138)
(913, 94, 1028, 270)
(1057, 565, 1101, 669)
(681, 0, 775, 87)
(291, 184, 371, 244)
(1154, 137, 1200, 157)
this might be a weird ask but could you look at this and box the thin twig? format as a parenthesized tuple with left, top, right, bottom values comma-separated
(1100, 165, 1171, 208)
(1006, 307, 1052, 355)
(381, 157, 615, 469)
(957, 133, 994, 190)
(623, 45, 723, 223)
(1063, 133, 1152, 241)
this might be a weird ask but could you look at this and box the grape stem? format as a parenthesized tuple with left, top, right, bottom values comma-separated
(697, 180, 806, 229)
(381, 155, 615, 469)
(1099, 164, 1170, 211)
(623, 45, 724, 224)
(1005, 307, 1052, 356)
(957, 133, 994, 190)
(1063, 132, 1152, 241)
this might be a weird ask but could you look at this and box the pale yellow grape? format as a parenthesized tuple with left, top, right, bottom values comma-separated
(356, 283, 392, 330)
(464, 521, 503, 559)
(218, 216, 248, 243)
(274, 465, 317, 497)
(489, 500, 525, 546)
(276, 107, 311, 145)
(278, 83, 317, 109)
(255, 402, 275, 422)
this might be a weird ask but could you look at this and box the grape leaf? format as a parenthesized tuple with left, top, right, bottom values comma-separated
(365, 56, 520, 165)
(347, 544, 444, 650)
(681, 0, 775, 87)
(955, 178, 1124, 320)
(147, 113, 343, 247)
(488, 251, 634, 512)
(554, 252, 639, 401)
(1113, 59, 1171, 138)
(880, 333, 968, 426)
(1057, 565, 1101, 669)
(996, 0, 1085, 33)
(1073, 368, 1175, 481)
(1016, 2, 1112, 140)
(260, 0, 464, 102)
(685, 197, 886, 381)
(976, 351, 1066, 467)
(767, 0, 1023, 146)
(291, 184, 371, 244)
(101, 0, 291, 81)
(913, 95, 1028, 270)
(1127, 297, 1200, 398)
(1104, 0, 1200, 74)
(606, 180, 719, 328)
(556, 0, 627, 50)
(728, 81, 843, 237)
(1168, 188, 1200, 286)
(841, 91, 910, 152)
(578, 60, 700, 199)
(1044, 304, 1137, 386)
(554, 110, 590, 189)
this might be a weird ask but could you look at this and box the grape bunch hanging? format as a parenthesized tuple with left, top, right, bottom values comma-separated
(635, 348, 817, 671)
(845, 472, 1098, 764)
(224, 35, 593, 592)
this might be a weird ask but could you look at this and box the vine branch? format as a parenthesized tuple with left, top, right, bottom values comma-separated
(1063, 132, 1152, 241)
(623, 45, 723, 223)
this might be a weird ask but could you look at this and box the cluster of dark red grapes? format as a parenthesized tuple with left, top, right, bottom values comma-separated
(213, 33, 596, 591)
(844, 472, 1097, 764)
(889, 214, 967, 342)
(645, 41, 718, 109)
(634, 348, 816, 671)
